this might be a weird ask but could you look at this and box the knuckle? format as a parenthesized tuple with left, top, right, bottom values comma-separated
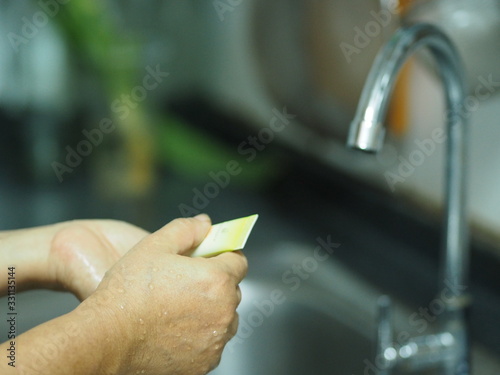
(201, 266, 230, 287)
(219, 304, 237, 326)
(172, 218, 192, 233)
(214, 269, 233, 286)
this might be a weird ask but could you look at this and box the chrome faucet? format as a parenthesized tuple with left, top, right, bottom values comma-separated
(347, 23, 470, 375)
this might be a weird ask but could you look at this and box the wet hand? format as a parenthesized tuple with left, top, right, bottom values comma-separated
(87, 215, 247, 375)
(49, 219, 149, 300)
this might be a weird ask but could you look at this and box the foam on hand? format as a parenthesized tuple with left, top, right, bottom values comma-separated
(190, 214, 259, 258)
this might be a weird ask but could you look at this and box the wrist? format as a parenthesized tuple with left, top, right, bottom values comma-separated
(72, 291, 129, 374)
(9, 289, 129, 375)
(0, 222, 69, 294)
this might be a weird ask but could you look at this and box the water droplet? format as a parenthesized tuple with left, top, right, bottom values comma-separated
(139, 336, 145, 341)
(152, 267, 158, 272)
(119, 304, 125, 310)
(163, 311, 168, 316)
(148, 283, 154, 290)
(214, 344, 220, 350)
(175, 333, 181, 337)
(141, 371, 145, 374)
(212, 330, 219, 337)
(186, 346, 192, 351)
(176, 274, 182, 279)
(139, 318, 144, 325)
(191, 359, 195, 363)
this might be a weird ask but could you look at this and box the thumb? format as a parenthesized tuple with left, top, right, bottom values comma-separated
(147, 214, 212, 255)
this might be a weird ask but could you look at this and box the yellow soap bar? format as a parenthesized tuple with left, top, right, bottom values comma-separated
(191, 214, 259, 257)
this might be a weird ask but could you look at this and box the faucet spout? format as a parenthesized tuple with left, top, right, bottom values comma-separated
(348, 23, 465, 152)
(347, 23, 470, 375)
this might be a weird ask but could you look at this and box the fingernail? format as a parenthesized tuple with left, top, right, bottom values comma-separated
(194, 213, 211, 223)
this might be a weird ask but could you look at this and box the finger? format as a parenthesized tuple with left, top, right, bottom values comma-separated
(228, 313, 239, 338)
(236, 285, 242, 304)
(147, 215, 212, 255)
(96, 220, 150, 254)
(210, 251, 248, 283)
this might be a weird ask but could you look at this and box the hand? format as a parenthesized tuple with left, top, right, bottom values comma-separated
(85, 215, 248, 375)
(49, 219, 149, 300)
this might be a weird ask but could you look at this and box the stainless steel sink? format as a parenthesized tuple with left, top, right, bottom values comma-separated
(212, 243, 377, 375)
(211, 243, 500, 375)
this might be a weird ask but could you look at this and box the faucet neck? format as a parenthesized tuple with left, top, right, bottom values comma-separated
(347, 23, 466, 152)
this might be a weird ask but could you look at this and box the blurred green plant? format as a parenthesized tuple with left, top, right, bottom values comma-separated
(157, 114, 282, 188)
(50, 0, 278, 193)
(52, 0, 155, 197)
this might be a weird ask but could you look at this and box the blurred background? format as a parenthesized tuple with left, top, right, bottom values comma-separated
(1, 0, 500, 373)
(1, 0, 500, 236)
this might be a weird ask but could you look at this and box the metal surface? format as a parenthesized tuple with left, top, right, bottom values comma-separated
(377, 296, 395, 374)
(347, 23, 469, 374)
(210, 244, 377, 375)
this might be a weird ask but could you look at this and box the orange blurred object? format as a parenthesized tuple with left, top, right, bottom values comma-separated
(387, 58, 413, 137)
(387, 0, 415, 137)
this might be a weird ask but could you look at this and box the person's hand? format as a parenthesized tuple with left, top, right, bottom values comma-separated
(82, 215, 247, 375)
(49, 219, 149, 300)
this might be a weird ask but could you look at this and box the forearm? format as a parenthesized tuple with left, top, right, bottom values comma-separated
(0, 216, 246, 375)
(0, 296, 123, 374)
(0, 223, 68, 295)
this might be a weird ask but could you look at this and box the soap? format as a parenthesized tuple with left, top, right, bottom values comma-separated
(190, 214, 259, 257)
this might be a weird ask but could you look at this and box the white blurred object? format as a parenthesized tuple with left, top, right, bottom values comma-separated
(404, 0, 500, 96)
(0, 1, 72, 114)
(0, 1, 73, 182)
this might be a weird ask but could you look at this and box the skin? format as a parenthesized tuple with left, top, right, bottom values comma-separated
(0, 215, 247, 374)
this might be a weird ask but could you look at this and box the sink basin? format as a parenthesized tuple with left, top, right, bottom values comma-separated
(214, 281, 373, 375)
(212, 242, 378, 375)
(211, 243, 500, 375)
